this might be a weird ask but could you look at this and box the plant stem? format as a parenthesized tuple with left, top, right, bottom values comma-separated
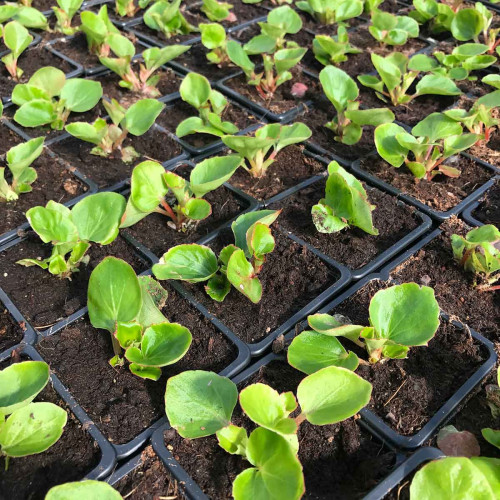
(110, 332, 122, 356)
(295, 413, 306, 426)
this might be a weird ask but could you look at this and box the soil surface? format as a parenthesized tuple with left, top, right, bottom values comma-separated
(0, 122, 23, 154)
(38, 285, 238, 444)
(0, 355, 100, 500)
(165, 360, 397, 499)
(358, 155, 493, 212)
(0, 235, 148, 329)
(471, 179, 500, 225)
(124, 164, 248, 256)
(179, 230, 339, 344)
(0, 306, 24, 353)
(49, 127, 183, 188)
(227, 145, 325, 200)
(328, 280, 487, 436)
(270, 179, 421, 270)
(1, 152, 88, 237)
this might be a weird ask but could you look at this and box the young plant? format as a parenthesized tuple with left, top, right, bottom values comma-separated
(374, 113, 480, 179)
(152, 210, 281, 303)
(201, 0, 234, 22)
(143, 0, 197, 39)
(165, 366, 371, 498)
(176, 72, 238, 138)
(17, 192, 126, 278)
(12, 67, 103, 130)
(0, 361, 67, 470)
(297, 283, 440, 366)
(80, 4, 121, 57)
(0, 5, 49, 30)
(408, 0, 455, 35)
(451, 225, 500, 291)
(312, 26, 361, 66)
(99, 33, 190, 97)
(46, 481, 123, 500)
(0, 137, 44, 202)
(88, 256, 192, 380)
(296, 0, 364, 25)
(65, 98, 164, 163)
(358, 52, 462, 106)
(243, 0, 293, 4)
(115, 0, 146, 17)
(222, 122, 311, 178)
(120, 156, 241, 231)
(369, 9, 420, 45)
(312, 161, 378, 235)
(200, 22, 230, 65)
(319, 65, 394, 145)
(1, 21, 32, 81)
(52, 0, 83, 35)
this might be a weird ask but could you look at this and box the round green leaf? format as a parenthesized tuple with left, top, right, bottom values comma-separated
(190, 155, 242, 198)
(412, 112, 463, 141)
(124, 99, 164, 136)
(319, 65, 358, 113)
(130, 160, 168, 212)
(45, 480, 123, 500)
(14, 100, 57, 128)
(374, 122, 409, 167)
(226, 248, 262, 303)
(25, 203, 77, 244)
(451, 8, 484, 41)
(231, 210, 280, 256)
(60, 79, 103, 113)
(182, 198, 212, 221)
(180, 72, 211, 109)
(28, 66, 66, 97)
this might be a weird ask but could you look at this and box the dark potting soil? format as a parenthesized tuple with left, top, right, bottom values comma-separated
(1, 152, 88, 237)
(329, 280, 487, 436)
(156, 99, 261, 150)
(0, 47, 72, 100)
(179, 230, 339, 344)
(224, 67, 319, 115)
(37, 285, 238, 444)
(227, 145, 325, 200)
(31, 0, 56, 11)
(124, 165, 247, 256)
(0, 357, 100, 500)
(472, 179, 500, 225)
(391, 218, 500, 342)
(0, 122, 23, 153)
(49, 127, 183, 188)
(270, 180, 420, 270)
(359, 155, 493, 212)
(165, 360, 397, 500)
(0, 235, 148, 329)
(0, 306, 23, 353)
(113, 446, 182, 500)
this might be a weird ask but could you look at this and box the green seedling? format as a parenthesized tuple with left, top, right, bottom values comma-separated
(120, 156, 241, 231)
(1, 21, 32, 81)
(12, 67, 103, 130)
(115, 0, 153, 17)
(296, 0, 364, 25)
(0, 4, 48, 30)
(481, 368, 500, 450)
(408, 0, 455, 35)
(364, 0, 384, 13)
(200, 22, 230, 65)
(312, 161, 378, 235)
(153, 210, 281, 303)
(369, 9, 420, 45)
(243, 0, 293, 4)
(201, 0, 235, 22)
(297, 283, 440, 367)
(222, 122, 311, 178)
(46, 481, 123, 500)
(52, 0, 83, 35)
(143, 0, 197, 39)
(375, 113, 480, 179)
(176, 72, 238, 138)
(0, 136, 44, 202)
(88, 257, 192, 380)
(99, 33, 190, 96)
(312, 26, 362, 66)
(17, 192, 126, 278)
(451, 225, 500, 291)
(80, 4, 121, 57)
(164, 365, 371, 498)
(319, 65, 394, 145)
(358, 52, 462, 106)
(0, 361, 67, 470)
(65, 98, 164, 163)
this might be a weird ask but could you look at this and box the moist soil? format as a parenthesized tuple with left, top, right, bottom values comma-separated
(270, 180, 421, 270)
(31, 0, 56, 11)
(0, 235, 148, 329)
(156, 99, 262, 151)
(224, 67, 319, 115)
(1, 152, 88, 237)
(227, 145, 325, 201)
(0, 355, 100, 500)
(391, 218, 500, 342)
(179, 230, 339, 344)
(0, 47, 73, 99)
(37, 285, 238, 444)
(0, 307, 24, 353)
(164, 360, 397, 500)
(49, 127, 183, 188)
(328, 280, 487, 436)
(358, 155, 493, 212)
(0, 122, 23, 153)
(124, 164, 248, 256)
(186, 2, 269, 29)
(471, 179, 500, 225)
(113, 446, 183, 500)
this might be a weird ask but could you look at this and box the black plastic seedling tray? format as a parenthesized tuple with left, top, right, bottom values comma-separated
(462, 176, 499, 227)
(0, 344, 117, 480)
